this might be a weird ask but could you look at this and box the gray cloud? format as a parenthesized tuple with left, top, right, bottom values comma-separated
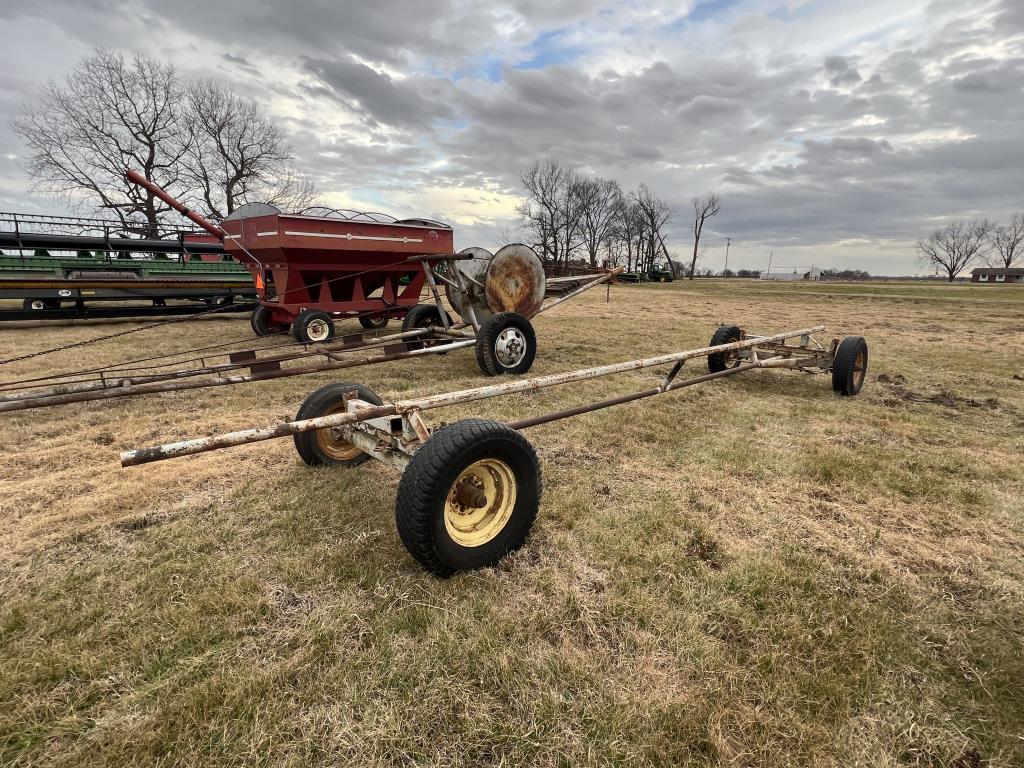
(0, 0, 1022, 274)
(824, 55, 862, 87)
(300, 57, 456, 129)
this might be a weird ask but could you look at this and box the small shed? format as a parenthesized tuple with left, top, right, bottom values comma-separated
(971, 267, 1024, 284)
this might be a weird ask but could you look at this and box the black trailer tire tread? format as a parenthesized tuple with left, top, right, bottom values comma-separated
(708, 324, 742, 373)
(395, 419, 541, 576)
(831, 335, 868, 396)
(250, 305, 273, 337)
(293, 309, 336, 344)
(475, 312, 537, 376)
(359, 314, 389, 330)
(401, 304, 452, 350)
(293, 382, 383, 466)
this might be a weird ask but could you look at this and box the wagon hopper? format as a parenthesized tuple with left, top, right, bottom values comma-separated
(126, 169, 464, 343)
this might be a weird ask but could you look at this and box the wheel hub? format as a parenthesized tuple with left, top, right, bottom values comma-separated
(494, 328, 526, 368)
(307, 319, 330, 342)
(444, 458, 516, 547)
(315, 404, 361, 461)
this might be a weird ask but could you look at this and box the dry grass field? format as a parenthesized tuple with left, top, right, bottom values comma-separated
(1, 280, 1022, 767)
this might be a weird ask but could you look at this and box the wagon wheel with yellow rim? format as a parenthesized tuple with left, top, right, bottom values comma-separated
(831, 336, 868, 396)
(293, 382, 384, 466)
(395, 419, 541, 575)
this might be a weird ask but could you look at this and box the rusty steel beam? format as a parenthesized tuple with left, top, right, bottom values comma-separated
(0, 324, 477, 409)
(506, 363, 759, 430)
(120, 325, 825, 467)
(4, 338, 478, 413)
(535, 267, 624, 314)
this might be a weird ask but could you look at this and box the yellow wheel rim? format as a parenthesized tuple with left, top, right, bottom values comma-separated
(853, 349, 866, 389)
(444, 458, 517, 547)
(315, 402, 362, 462)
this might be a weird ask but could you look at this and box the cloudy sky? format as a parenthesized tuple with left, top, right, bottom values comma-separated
(1, 0, 1021, 274)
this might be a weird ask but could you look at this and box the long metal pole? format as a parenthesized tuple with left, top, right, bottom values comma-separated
(536, 267, 624, 315)
(4, 338, 477, 413)
(121, 326, 824, 467)
(124, 169, 226, 239)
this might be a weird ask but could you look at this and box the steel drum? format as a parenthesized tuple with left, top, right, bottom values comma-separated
(447, 244, 546, 323)
(446, 247, 493, 322)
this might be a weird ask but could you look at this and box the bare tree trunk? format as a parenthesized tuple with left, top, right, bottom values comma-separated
(689, 193, 721, 279)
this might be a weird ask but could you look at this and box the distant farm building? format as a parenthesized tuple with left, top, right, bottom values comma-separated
(971, 267, 1024, 284)
(760, 267, 822, 282)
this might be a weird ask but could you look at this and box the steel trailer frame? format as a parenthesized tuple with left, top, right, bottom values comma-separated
(0, 262, 622, 413)
(117, 324, 869, 575)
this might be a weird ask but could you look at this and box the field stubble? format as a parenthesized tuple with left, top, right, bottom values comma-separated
(0, 280, 1022, 766)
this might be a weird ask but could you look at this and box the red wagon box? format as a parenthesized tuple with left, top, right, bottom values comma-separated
(220, 208, 455, 334)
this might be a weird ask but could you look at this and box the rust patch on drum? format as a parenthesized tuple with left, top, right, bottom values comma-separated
(485, 244, 546, 319)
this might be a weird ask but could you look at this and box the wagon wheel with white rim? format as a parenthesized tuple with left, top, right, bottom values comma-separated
(358, 313, 389, 330)
(395, 418, 542, 575)
(475, 312, 537, 376)
(293, 309, 336, 344)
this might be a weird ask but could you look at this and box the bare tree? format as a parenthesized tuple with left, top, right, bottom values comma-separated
(12, 50, 191, 237)
(688, 193, 721, 279)
(632, 184, 674, 275)
(918, 220, 991, 281)
(494, 223, 526, 249)
(183, 80, 316, 217)
(517, 159, 564, 263)
(987, 212, 1024, 268)
(608, 197, 642, 271)
(517, 159, 585, 266)
(576, 176, 623, 267)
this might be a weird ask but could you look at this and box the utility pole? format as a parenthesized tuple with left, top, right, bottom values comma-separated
(767, 251, 773, 277)
(724, 237, 731, 277)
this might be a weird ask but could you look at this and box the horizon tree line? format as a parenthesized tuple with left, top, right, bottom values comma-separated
(516, 159, 721, 279)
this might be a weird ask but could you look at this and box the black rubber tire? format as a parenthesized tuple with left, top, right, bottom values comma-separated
(402, 304, 452, 350)
(359, 313, 389, 331)
(707, 324, 743, 373)
(250, 305, 275, 337)
(293, 310, 336, 344)
(293, 382, 384, 466)
(475, 312, 537, 376)
(831, 336, 868, 396)
(395, 419, 542, 576)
